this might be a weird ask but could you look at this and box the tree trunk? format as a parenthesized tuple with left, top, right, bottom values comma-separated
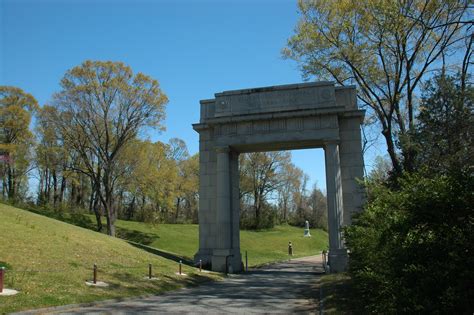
(7, 165, 14, 200)
(70, 183, 77, 206)
(102, 167, 116, 237)
(52, 169, 58, 207)
(93, 191, 103, 232)
(175, 197, 181, 223)
(59, 176, 66, 203)
(126, 196, 136, 220)
(382, 128, 402, 176)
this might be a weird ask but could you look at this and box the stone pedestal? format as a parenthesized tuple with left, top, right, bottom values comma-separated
(211, 249, 242, 273)
(328, 248, 348, 273)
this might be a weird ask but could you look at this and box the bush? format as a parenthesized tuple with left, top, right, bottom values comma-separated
(345, 172, 474, 314)
(240, 202, 277, 230)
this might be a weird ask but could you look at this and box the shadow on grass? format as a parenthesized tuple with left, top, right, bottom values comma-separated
(25, 206, 98, 230)
(127, 241, 194, 266)
(22, 205, 159, 246)
(15, 203, 195, 269)
(321, 273, 353, 314)
(104, 271, 213, 298)
(116, 227, 158, 246)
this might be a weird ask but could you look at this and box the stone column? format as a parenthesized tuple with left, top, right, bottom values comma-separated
(324, 142, 347, 272)
(212, 146, 232, 271)
(216, 146, 231, 249)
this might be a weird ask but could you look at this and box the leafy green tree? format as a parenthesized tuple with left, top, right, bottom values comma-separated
(0, 86, 38, 200)
(345, 75, 473, 313)
(239, 151, 291, 229)
(367, 155, 392, 184)
(35, 105, 71, 207)
(284, 0, 471, 175)
(413, 74, 473, 175)
(50, 61, 168, 236)
(276, 162, 303, 222)
(345, 173, 474, 313)
(174, 152, 199, 223)
(307, 185, 327, 231)
(118, 139, 177, 223)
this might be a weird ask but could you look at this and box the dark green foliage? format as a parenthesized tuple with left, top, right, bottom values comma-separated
(412, 74, 474, 175)
(345, 173, 474, 314)
(345, 74, 474, 313)
(240, 202, 277, 230)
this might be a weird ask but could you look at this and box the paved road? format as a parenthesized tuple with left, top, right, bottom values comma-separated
(24, 256, 325, 314)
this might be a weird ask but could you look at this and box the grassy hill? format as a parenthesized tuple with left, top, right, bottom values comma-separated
(113, 219, 328, 267)
(0, 204, 219, 314)
(24, 206, 329, 267)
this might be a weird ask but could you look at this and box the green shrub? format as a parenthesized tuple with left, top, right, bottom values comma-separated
(345, 172, 474, 314)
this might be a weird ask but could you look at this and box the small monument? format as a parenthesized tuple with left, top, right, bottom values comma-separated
(304, 220, 311, 237)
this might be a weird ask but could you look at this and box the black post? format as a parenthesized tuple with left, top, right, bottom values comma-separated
(179, 260, 182, 275)
(93, 263, 97, 284)
(245, 251, 248, 272)
(199, 259, 202, 272)
(149, 263, 152, 279)
(0, 267, 4, 293)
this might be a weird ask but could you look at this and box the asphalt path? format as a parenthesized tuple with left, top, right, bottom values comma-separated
(19, 255, 325, 315)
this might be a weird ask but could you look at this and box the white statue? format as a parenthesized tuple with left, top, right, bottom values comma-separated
(304, 220, 311, 237)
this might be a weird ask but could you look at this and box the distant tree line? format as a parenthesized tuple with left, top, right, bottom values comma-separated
(1, 60, 327, 236)
(239, 151, 327, 230)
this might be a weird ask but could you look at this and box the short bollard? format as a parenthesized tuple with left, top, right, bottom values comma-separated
(288, 241, 293, 257)
(0, 267, 4, 293)
(245, 251, 248, 272)
(322, 250, 327, 269)
(179, 260, 182, 275)
(199, 259, 202, 272)
(93, 263, 97, 284)
(148, 263, 152, 279)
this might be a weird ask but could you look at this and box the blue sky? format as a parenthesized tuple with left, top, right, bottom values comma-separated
(1, 0, 378, 192)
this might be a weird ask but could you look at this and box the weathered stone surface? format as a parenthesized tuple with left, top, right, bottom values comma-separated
(193, 82, 365, 273)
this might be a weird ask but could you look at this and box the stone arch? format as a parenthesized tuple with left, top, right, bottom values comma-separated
(193, 82, 365, 273)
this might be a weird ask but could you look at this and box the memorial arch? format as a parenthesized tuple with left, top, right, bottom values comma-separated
(193, 82, 365, 273)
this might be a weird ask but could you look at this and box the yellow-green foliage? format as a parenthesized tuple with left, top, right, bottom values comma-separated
(0, 204, 219, 314)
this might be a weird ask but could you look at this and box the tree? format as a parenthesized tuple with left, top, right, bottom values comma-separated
(118, 140, 177, 223)
(50, 61, 168, 236)
(239, 151, 291, 229)
(276, 162, 303, 222)
(284, 0, 471, 175)
(308, 185, 327, 230)
(367, 155, 393, 184)
(413, 73, 474, 175)
(345, 173, 474, 313)
(0, 86, 38, 200)
(35, 105, 70, 207)
(344, 74, 473, 313)
(174, 153, 199, 223)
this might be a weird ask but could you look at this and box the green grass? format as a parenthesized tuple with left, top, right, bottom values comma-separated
(76, 216, 328, 267)
(319, 273, 352, 314)
(21, 205, 329, 267)
(0, 204, 220, 314)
